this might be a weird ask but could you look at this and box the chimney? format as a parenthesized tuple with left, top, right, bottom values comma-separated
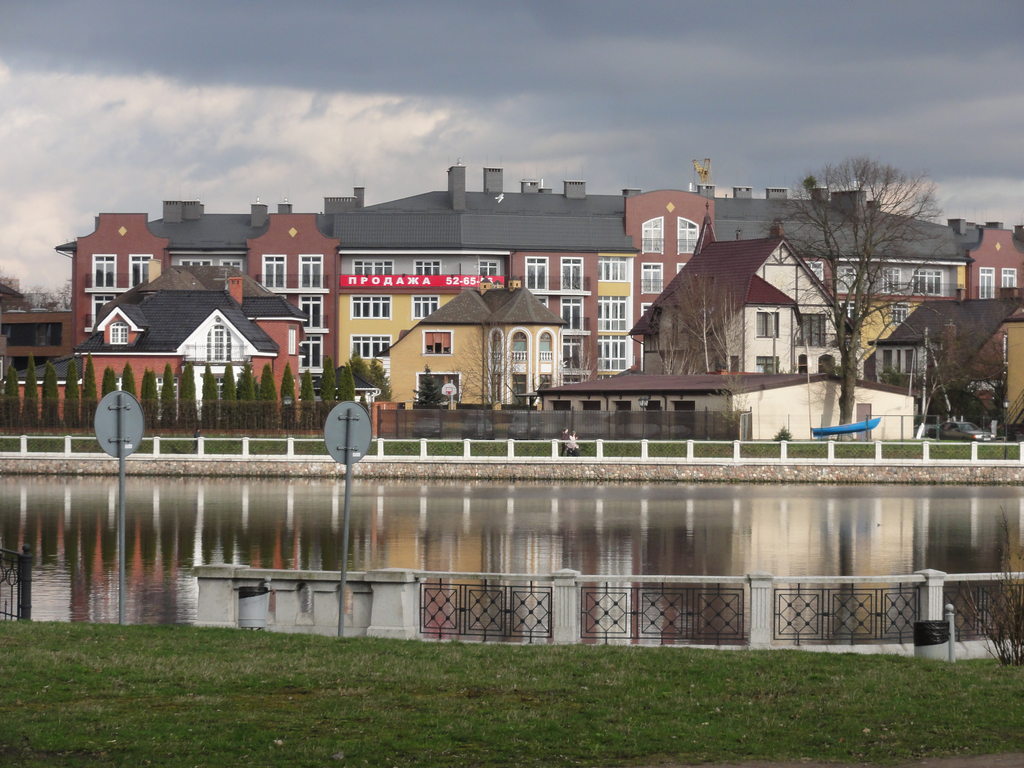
(765, 187, 788, 200)
(181, 200, 204, 220)
(947, 218, 967, 235)
(769, 220, 785, 238)
(277, 201, 292, 214)
(733, 186, 752, 199)
(985, 221, 1005, 230)
(811, 187, 829, 203)
(563, 180, 586, 199)
(162, 201, 183, 223)
(1014, 225, 1024, 244)
(696, 184, 715, 199)
(448, 164, 466, 210)
(622, 188, 641, 197)
(483, 167, 503, 195)
(832, 190, 867, 213)
(520, 179, 539, 194)
(324, 187, 366, 214)
(148, 259, 162, 282)
(227, 276, 244, 305)
(353, 186, 365, 207)
(251, 202, 268, 227)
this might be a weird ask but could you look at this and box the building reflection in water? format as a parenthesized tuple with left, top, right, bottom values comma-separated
(1, 477, 1021, 626)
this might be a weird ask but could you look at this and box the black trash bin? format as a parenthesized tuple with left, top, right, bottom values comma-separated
(238, 584, 270, 629)
(913, 620, 949, 660)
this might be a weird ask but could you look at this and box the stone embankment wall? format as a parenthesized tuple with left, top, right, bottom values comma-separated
(3, 454, 1024, 484)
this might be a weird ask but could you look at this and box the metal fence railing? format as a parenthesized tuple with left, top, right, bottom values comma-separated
(0, 546, 32, 621)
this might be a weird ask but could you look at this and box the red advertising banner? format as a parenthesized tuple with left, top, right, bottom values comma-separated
(339, 274, 506, 290)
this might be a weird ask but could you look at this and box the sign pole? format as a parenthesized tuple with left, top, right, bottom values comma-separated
(338, 410, 355, 638)
(117, 392, 127, 625)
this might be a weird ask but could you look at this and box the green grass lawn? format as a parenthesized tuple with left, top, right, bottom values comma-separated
(1, 622, 1022, 767)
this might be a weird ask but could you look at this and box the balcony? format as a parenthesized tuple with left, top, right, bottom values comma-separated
(640, 279, 664, 294)
(642, 237, 664, 254)
(260, 273, 328, 292)
(558, 275, 592, 293)
(561, 317, 591, 334)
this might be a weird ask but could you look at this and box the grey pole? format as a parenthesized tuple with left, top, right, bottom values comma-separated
(945, 603, 956, 663)
(117, 391, 127, 625)
(338, 410, 355, 638)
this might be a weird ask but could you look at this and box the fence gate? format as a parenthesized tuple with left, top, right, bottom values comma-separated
(0, 546, 32, 621)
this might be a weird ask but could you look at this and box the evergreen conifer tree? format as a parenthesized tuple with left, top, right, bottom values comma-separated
(82, 355, 98, 403)
(368, 359, 392, 401)
(259, 364, 277, 400)
(160, 364, 176, 428)
(414, 366, 447, 409)
(1, 367, 19, 427)
(101, 367, 117, 396)
(201, 365, 218, 429)
(64, 358, 80, 428)
(349, 355, 370, 385)
(121, 363, 137, 398)
(140, 369, 159, 425)
(221, 363, 236, 401)
(338, 363, 356, 402)
(280, 363, 295, 404)
(23, 355, 38, 426)
(237, 364, 256, 400)
(320, 356, 337, 402)
(299, 369, 316, 429)
(41, 361, 59, 427)
(179, 364, 196, 431)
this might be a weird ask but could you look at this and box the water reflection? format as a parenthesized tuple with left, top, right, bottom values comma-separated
(1, 477, 1022, 625)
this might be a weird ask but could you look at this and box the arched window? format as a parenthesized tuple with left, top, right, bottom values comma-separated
(677, 217, 698, 254)
(511, 331, 528, 361)
(207, 324, 231, 362)
(109, 322, 129, 345)
(539, 332, 553, 362)
(642, 217, 664, 253)
(818, 354, 835, 374)
(798, 354, 808, 374)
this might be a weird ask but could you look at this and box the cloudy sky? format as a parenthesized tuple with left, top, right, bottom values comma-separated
(2, 0, 1023, 291)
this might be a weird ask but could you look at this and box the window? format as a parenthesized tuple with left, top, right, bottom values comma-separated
(912, 269, 942, 295)
(808, 260, 824, 282)
(837, 266, 857, 292)
(755, 356, 779, 374)
(478, 260, 500, 276)
(300, 336, 323, 369)
(642, 218, 663, 253)
(1003, 268, 1018, 288)
(179, 259, 212, 267)
(351, 295, 391, 319)
(598, 296, 628, 331)
(526, 257, 548, 290)
(561, 258, 583, 290)
(563, 337, 583, 369)
(561, 298, 584, 330)
(300, 255, 323, 288)
(300, 296, 323, 328)
(599, 256, 628, 282)
(598, 336, 628, 371)
(641, 263, 663, 294)
(221, 259, 243, 270)
(288, 328, 297, 355)
(412, 295, 439, 319)
(130, 255, 150, 287)
(415, 260, 441, 276)
(883, 267, 902, 293)
(890, 303, 909, 324)
(93, 255, 116, 288)
(352, 260, 393, 275)
(350, 335, 391, 359)
(110, 322, 129, 345)
(511, 374, 528, 395)
(979, 267, 995, 299)
(91, 294, 114, 326)
(539, 332, 553, 362)
(511, 331, 528, 362)
(424, 331, 452, 355)
(262, 255, 286, 288)
(756, 311, 780, 338)
(677, 218, 698, 254)
(798, 314, 826, 347)
(206, 324, 231, 362)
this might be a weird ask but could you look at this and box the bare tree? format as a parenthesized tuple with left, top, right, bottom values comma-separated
(787, 157, 942, 422)
(648, 273, 741, 375)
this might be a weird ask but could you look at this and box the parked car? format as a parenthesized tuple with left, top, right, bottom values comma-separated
(937, 421, 991, 441)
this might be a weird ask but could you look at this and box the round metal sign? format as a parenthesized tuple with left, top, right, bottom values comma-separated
(441, 383, 457, 397)
(94, 390, 145, 458)
(324, 402, 372, 465)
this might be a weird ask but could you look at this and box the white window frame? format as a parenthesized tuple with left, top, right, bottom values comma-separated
(352, 260, 393, 275)
(300, 336, 323, 369)
(883, 267, 902, 293)
(890, 303, 909, 324)
(561, 297, 584, 330)
(642, 218, 663, 254)
(641, 262, 663, 294)
(913, 269, 942, 296)
(91, 294, 115, 326)
(526, 257, 548, 291)
(206, 324, 232, 362)
(350, 335, 391, 359)
(110, 322, 129, 345)
(756, 311, 780, 338)
(412, 295, 440, 320)
(598, 256, 628, 282)
(415, 260, 442, 276)
(1002, 268, 1017, 288)
(300, 255, 323, 288)
(598, 336, 628, 371)
(808, 260, 824, 282)
(300, 295, 323, 329)
(561, 258, 584, 291)
(93, 255, 116, 288)
(351, 295, 391, 319)
(130, 255, 151, 287)
(838, 266, 857, 292)
(979, 267, 995, 299)
(288, 328, 297, 355)
(478, 259, 500, 276)
(598, 296, 628, 332)
(262, 255, 286, 289)
(677, 217, 697, 254)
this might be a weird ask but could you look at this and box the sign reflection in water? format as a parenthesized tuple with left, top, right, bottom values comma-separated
(1, 477, 1021, 626)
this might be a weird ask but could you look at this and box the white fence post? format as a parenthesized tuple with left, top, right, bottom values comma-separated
(20, 435, 27, 454)
(780, 440, 788, 461)
(596, 439, 604, 459)
(748, 572, 775, 649)
(875, 441, 882, 461)
(640, 439, 648, 460)
(153, 436, 161, 456)
(64, 435, 72, 456)
(241, 437, 249, 457)
(286, 437, 295, 457)
(552, 569, 582, 644)
(923, 441, 930, 462)
(686, 440, 694, 461)
(733, 440, 741, 461)
(364, 569, 420, 639)
(463, 439, 471, 458)
(916, 569, 947, 621)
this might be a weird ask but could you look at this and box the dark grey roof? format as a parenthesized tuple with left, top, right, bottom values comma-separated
(874, 298, 1022, 347)
(77, 290, 277, 354)
(538, 372, 904, 396)
(333, 190, 634, 252)
(714, 198, 966, 263)
(147, 214, 271, 249)
(241, 296, 307, 320)
(0, 282, 23, 299)
(420, 287, 564, 326)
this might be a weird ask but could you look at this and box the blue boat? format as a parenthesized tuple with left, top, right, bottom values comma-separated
(811, 416, 881, 438)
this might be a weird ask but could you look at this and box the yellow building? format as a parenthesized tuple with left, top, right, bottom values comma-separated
(388, 285, 564, 406)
